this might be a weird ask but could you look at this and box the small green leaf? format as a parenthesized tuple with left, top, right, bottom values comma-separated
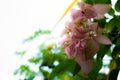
(94, 19, 106, 28)
(105, 18, 115, 32)
(28, 57, 41, 64)
(24, 29, 51, 42)
(97, 45, 110, 60)
(105, 19, 115, 32)
(115, 0, 120, 12)
(108, 8, 115, 16)
(16, 51, 26, 56)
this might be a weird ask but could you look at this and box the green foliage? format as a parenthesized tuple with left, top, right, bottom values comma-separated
(82, 0, 111, 4)
(97, 45, 111, 60)
(105, 18, 115, 32)
(24, 29, 51, 42)
(115, 0, 120, 12)
(16, 51, 26, 56)
(108, 8, 115, 16)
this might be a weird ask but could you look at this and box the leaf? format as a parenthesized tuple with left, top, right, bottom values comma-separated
(112, 43, 120, 58)
(105, 18, 115, 32)
(16, 51, 26, 56)
(88, 60, 102, 80)
(73, 63, 81, 76)
(39, 68, 50, 79)
(116, 57, 120, 69)
(97, 45, 110, 60)
(24, 29, 51, 42)
(108, 8, 115, 16)
(49, 59, 75, 80)
(82, 0, 95, 4)
(94, 18, 106, 28)
(115, 16, 120, 30)
(107, 69, 119, 80)
(28, 57, 41, 64)
(115, 0, 120, 12)
(95, 0, 111, 4)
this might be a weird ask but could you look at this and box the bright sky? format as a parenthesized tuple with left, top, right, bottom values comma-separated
(0, 0, 119, 80)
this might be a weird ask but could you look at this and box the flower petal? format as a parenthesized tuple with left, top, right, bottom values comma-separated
(93, 4, 111, 19)
(71, 9, 84, 20)
(75, 56, 94, 74)
(86, 22, 98, 31)
(64, 43, 76, 59)
(84, 8, 97, 18)
(93, 35, 112, 45)
(79, 2, 92, 11)
(85, 39, 99, 59)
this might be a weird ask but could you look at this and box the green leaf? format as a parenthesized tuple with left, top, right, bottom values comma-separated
(19, 65, 30, 75)
(105, 18, 115, 32)
(94, 19, 106, 28)
(115, 16, 120, 30)
(73, 63, 81, 76)
(112, 43, 120, 58)
(116, 57, 120, 69)
(24, 29, 51, 42)
(95, 0, 111, 4)
(97, 45, 110, 60)
(39, 68, 50, 79)
(108, 69, 119, 80)
(82, 0, 95, 4)
(116, 38, 120, 44)
(88, 60, 102, 80)
(108, 8, 115, 16)
(28, 57, 41, 64)
(115, 0, 120, 12)
(16, 51, 26, 56)
(49, 59, 75, 80)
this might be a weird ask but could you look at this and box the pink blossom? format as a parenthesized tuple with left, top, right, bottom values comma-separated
(60, 2, 112, 74)
(79, 2, 111, 19)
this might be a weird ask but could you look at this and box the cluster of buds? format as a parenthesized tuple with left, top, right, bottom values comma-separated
(61, 2, 112, 74)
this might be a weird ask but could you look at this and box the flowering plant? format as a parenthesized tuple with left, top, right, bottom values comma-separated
(14, 0, 120, 80)
(61, 2, 112, 74)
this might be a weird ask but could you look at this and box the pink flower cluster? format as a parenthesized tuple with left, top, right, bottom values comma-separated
(61, 2, 112, 74)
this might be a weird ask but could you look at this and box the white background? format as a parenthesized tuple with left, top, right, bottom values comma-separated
(0, 0, 72, 80)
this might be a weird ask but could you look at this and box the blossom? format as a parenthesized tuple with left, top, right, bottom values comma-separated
(60, 2, 112, 74)
(75, 2, 111, 19)
(84, 22, 112, 59)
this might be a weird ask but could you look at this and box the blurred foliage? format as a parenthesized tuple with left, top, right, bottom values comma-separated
(24, 29, 51, 42)
(14, 0, 120, 80)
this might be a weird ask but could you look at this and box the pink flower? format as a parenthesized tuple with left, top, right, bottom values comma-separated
(75, 56, 93, 74)
(60, 2, 112, 75)
(70, 9, 86, 21)
(79, 2, 111, 19)
(84, 22, 112, 59)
